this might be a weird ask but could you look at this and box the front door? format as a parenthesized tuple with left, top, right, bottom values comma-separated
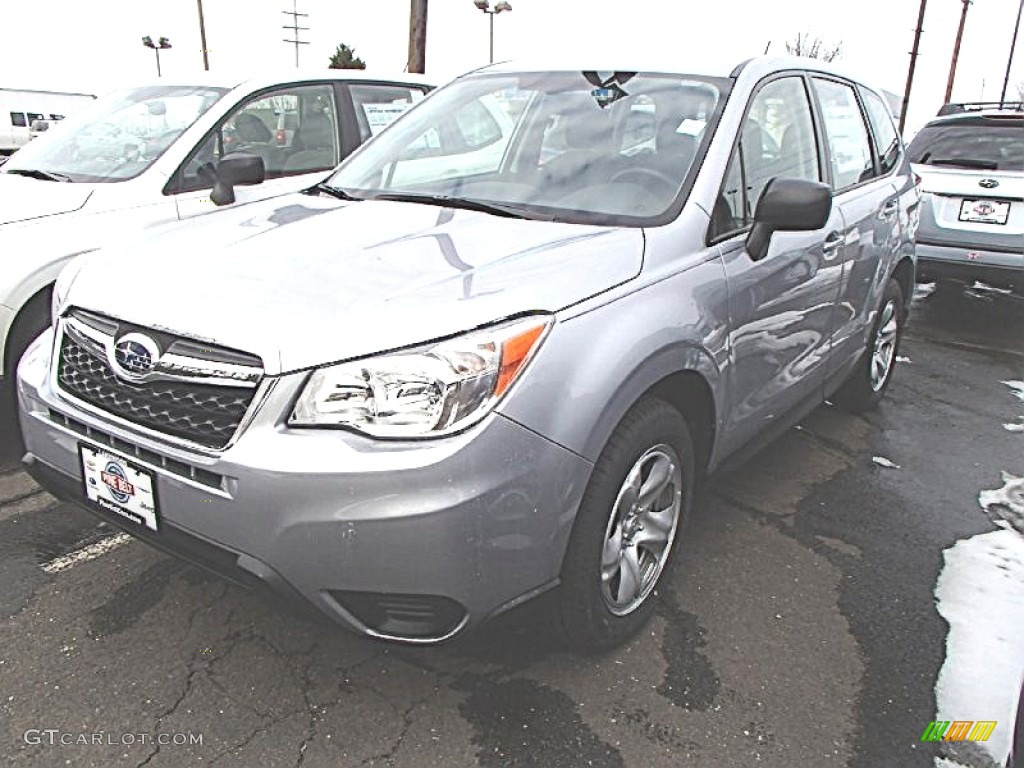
(711, 75, 846, 456)
(171, 82, 343, 220)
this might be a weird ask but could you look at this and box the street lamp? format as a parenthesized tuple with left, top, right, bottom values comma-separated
(473, 0, 511, 64)
(142, 36, 172, 77)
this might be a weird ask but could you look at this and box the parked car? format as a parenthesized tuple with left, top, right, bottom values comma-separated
(17, 57, 917, 649)
(0, 71, 432, 425)
(0, 87, 94, 155)
(907, 101, 1023, 290)
(28, 118, 52, 140)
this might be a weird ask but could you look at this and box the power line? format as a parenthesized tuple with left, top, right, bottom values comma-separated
(282, 0, 310, 68)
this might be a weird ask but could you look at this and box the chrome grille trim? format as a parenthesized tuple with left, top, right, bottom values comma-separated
(53, 310, 270, 454)
(64, 312, 262, 389)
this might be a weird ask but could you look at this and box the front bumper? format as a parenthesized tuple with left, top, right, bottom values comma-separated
(17, 329, 593, 642)
(916, 241, 1021, 289)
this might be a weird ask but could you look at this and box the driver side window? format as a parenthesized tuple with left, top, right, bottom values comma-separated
(711, 77, 820, 241)
(174, 84, 339, 194)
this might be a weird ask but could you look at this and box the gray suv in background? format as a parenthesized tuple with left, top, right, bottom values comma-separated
(908, 102, 1023, 290)
(17, 57, 918, 649)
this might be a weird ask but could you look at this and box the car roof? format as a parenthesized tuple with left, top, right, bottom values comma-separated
(924, 109, 1024, 128)
(102, 69, 433, 93)
(465, 56, 886, 95)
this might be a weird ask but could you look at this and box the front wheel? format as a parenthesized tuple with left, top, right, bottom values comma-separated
(556, 397, 694, 651)
(833, 277, 904, 412)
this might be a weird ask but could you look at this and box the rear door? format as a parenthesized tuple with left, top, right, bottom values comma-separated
(809, 77, 902, 387)
(712, 74, 846, 456)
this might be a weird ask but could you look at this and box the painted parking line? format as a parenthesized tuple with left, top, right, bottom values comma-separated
(41, 533, 132, 574)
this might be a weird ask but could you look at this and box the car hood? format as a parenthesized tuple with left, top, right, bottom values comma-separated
(65, 194, 644, 374)
(0, 173, 93, 225)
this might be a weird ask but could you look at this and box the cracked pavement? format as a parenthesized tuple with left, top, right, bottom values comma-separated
(0, 284, 1021, 767)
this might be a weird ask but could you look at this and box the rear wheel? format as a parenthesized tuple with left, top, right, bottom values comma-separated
(833, 278, 904, 412)
(556, 397, 694, 651)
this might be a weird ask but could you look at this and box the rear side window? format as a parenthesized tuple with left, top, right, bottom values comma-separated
(861, 89, 901, 175)
(10, 112, 27, 127)
(906, 120, 1024, 171)
(812, 78, 875, 190)
(350, 85, 426, 142)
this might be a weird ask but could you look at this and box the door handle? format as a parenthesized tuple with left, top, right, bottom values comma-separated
(822, 231, 844, 258)
(881, 200, 898, 217)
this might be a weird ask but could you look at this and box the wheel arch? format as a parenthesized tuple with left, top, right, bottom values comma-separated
(891, 256, 915, 315)
(3, 283, 52, 377)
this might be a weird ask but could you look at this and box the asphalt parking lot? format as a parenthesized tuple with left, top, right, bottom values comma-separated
(1, 282, 1021, 768)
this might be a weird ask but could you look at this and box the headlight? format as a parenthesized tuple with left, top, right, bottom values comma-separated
(289, 314, 551, 437)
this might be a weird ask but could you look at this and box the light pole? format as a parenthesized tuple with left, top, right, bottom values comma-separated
(473, 0, 511, 64)
(142, 36, 172, 77)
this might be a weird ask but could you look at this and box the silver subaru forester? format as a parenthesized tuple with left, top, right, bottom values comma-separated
(17, 57, 918, 649)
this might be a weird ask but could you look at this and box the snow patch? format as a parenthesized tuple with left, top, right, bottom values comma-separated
(872, 456, 901, 469)
(979, 472, 1024, 534)
(970, 281, 1013, 296)
(932, 528, 1024, 767)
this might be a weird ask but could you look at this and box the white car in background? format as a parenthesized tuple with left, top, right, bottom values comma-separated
(0, 70, 432, 422)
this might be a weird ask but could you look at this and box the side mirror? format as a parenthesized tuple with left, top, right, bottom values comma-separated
(210, 153, 265, 206)
(745, 178, 832, 261)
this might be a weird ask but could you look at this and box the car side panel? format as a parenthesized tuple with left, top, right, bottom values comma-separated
(825, 177, 903, 385)
(498, 213, 730, 467)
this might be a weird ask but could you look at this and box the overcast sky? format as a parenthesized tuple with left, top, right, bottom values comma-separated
(2, 0, 1022, 136)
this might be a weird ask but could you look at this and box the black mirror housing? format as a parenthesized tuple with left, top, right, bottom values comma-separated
(746, 178, 832, 261)
(210, 153, 265, 206)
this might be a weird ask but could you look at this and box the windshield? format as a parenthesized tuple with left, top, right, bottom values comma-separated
(2, 85, 228, 183)
(907, 120, 1024, 171)
(326, 71, 726, 225)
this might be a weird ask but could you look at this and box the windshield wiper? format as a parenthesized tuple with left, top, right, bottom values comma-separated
(368, 192, 555, 221)
(4, 168, 71, 182)
(928, 158, 999, 170)
(310, 182, 361, 201)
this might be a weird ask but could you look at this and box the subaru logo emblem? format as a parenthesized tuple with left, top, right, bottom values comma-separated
(978, 178, 999, 189)
(112, 333, 160, 379)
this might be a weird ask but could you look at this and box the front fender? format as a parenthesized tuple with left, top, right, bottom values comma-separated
(499, 255, 729, 465)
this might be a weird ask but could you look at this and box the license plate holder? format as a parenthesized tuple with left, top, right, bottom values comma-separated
(958, 198, 1010, 225)
(79, 443, 160, 531)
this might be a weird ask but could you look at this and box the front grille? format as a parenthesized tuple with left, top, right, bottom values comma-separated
(58, 333, 258, 450)
(48, 408, 224, 490)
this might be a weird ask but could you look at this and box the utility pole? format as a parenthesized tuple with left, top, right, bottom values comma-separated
(408, 0, 428, 74)
(1000, 0, 1023, 106)
(900, 0, 929, 134)
(197, 0, 210, 70)
(944, 0, 973, 103)
(282, 0, 310, 68)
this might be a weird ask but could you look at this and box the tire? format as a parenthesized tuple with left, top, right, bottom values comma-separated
(833, 277, 904, 413)
(556, 396, 695, 652)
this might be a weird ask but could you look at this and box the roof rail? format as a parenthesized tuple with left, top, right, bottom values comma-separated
(937, 101, 1024, 116)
